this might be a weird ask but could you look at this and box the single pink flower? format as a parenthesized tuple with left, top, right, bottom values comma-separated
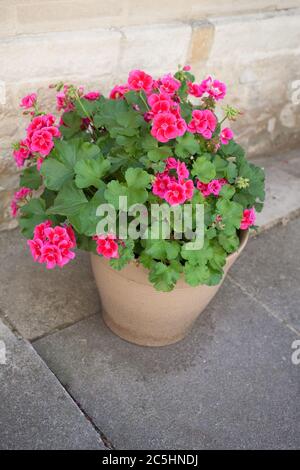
(65, 224, 76, 248)
(128, 70, 153, 93)
(84, 91, 101, 100)
(147, 92, 171, 114)
(207, 179, 222, 196)
(183, 65, 191, 71)
(177, 161, 189, 180)
(183, 180, 194, 200)
(188, 109, 217, 139)
(27, 238, 44, 262)
(151, 112, 178, 143)
(20, 93, 37, 109)
(33, 220, 52, 240)
(220, 127, 234, 145)
(200, 76, 226, 101)
(109, 84, 129, 99)
(196, 180, 211, 197)
(95, 234, 119, 259)
(240, 208, 256, 230)
(39, 243, 63, 269)
(13, 140, 31, 168)
(187, 81, 204, 98)
(159, 74, 181, 95)
(164, 182, 186, 206)
(152, 174, 171, 198)
(27, 114, 56, 139)
(30, 129, 54, 156)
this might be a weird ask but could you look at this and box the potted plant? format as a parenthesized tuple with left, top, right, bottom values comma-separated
(11, 66, 265, 346)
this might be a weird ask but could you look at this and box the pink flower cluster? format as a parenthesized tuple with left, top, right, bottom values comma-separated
(94, 234, 119, 259)
(220, 127, 234, 145)
(240, 208, 256, 230)
(152, 157, 194, 205)
(20, 93, 37, 109)
(13, 113, 61, 168)
(28, 221, 76, 269)
(187, 76, 226, 101)
(10, 187, 31, 217)
(197, 178, 228, 197)
(188, 109, 217, 139)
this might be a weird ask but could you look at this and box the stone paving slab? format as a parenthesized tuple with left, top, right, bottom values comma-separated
(34, 278, 300, 450)
(252, 150, 300, 231)
(229, 217, 300, 333)
(0, 319, 105, 449)
(0, 228, 99, 340)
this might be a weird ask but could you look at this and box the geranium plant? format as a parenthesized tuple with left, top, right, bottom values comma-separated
(11, 66, 265, 291)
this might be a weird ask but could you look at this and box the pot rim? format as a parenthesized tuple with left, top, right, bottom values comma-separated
(90, 230, 249, 290)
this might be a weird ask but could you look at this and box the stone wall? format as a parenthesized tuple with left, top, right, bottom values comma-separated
(1, 0, 300, 230)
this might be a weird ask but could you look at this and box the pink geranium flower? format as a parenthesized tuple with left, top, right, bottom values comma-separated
(28, 221, 76, 269)
(240, 208, 256, 230)
(128, 70, 153, 93)
(27, 114, 56, 139)
(151, 112, 178, 143)
(152, 174, 171, 198)
(30, 129, 55, 156)
(188, 109, 217, 139)
(10, 187, 31, 217)
(20, 93, 37, 109)
(27, 238, 44, 262)
(220, 127, 234, 145)
(164, 182, 187, 206)
(84, 91, 101, 100)
(159, 74, 181, 95)
(95, 234, 119, 259)
(13, 139, 31, 168)
(39, 243, 63, 269)
(197, 178, 227, 197)
(187, 81, 204, 98)
(207, 179, 222, 196)
(200, 76, 226, 101)
(183, 180, 194, 200)
(109, 84, 129, 99)
(147, 92, 171, 114)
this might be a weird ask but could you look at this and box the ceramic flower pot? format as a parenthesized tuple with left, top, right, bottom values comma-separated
(91, 230, 249, 347)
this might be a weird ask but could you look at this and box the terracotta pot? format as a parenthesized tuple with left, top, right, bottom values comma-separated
(91, 231, 249, 347)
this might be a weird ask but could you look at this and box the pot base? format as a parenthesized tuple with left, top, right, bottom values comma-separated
(102, 308, 188, 347)
(91, 230, 249, 347)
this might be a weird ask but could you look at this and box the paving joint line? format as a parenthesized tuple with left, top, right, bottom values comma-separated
(227, 275, 300, 337)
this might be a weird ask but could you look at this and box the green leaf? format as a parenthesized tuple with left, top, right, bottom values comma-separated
(60, 111, 82, 138)
(191, 156, 216, 182)
(175, 133, 199, 158)
(109, 239, 135, 271)
(184, 262, 210, 286)
(68, 185, 106, 236)
(149, 262, 180, 292)
(144, 239, 180, 261)
(41, 158, 73, 190)
(104, 180, 128, 209)
(181, 239, 213, 266)
(47, 181, 87, 216)
(19, 198, 56, 238)
(218, 232, 240, 253)
(219, 184, 236, 199)
(148, 146, 172, 162)
(19, 166, 42, 190)
(75, 157, 110, 189)
(216, 199, 243, 232)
